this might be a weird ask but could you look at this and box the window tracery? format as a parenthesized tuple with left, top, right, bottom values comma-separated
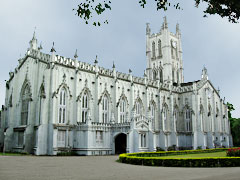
(58, 88, 67, 124)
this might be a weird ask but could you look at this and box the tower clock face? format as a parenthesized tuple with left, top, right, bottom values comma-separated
(172, 41, 177, 48)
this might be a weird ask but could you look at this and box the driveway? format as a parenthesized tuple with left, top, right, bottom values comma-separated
(0, 155, 240, 180)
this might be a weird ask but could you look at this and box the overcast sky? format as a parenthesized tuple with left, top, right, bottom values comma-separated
(0, 0, 240, 117)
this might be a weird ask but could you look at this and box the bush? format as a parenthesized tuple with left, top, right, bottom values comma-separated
(197, 146, 202, 150)
(57, 151, 78, 156)
(119, 148, 240, 167)
(156, 147, 165, 151)
(167, 145, 176, 151)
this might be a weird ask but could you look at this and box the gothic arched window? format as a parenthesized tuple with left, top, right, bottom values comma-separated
(58, 88, 67, 124)
(185, 108, 192, 132)
(102, 95, 109, 123)
(140, 133, 147, 147)
(162, 105, 168, 131)
(152, 41, 156, 58)
(82, 92, 88, 123)
(135, 100, 142, 121)
(200, 108, 204, 132)
(120, 98, 127, 123)
(21, 84, 31, 125)
(160, 69, 163, 83)
(177, 70, 180, 83)
(158, 39, 162, 57)
(173, 108, 178, 132)
(172, 70, 175, 83)
(153, 70, 157, 80)
(150, 103, 156, 130)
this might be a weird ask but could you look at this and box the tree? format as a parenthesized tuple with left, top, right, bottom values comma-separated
(227, 102, 240, 147)
(74, 0, 240, 26)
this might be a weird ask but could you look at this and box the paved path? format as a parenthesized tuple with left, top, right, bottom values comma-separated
(0, 155, 240, 180)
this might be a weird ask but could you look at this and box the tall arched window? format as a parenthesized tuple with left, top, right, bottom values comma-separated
(59, 88, 67, 124)
(158, 39, 162, 57)
(120, 98, 127, 123)
(160, 69, 163, 83)
(173, 109, 178, 132)
(152, 41, 156, 58)
(177, 70, 180, 83)
(82, 92, 88, 123)
(172, 70, 175, 83)
(102, 95, 109, 123)
(162, 105, 168, 131)
(21, 84, 31, 125)
(185, 109, 192, 132)
(153, 70, 157, 80)
(208, 105, 213, 132)
(135, 100, 142, 121)
(150, 103, 156, 129)
(200, 109, 204, 131)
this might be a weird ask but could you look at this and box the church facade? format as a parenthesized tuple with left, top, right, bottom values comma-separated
(0, 18, 232, 155)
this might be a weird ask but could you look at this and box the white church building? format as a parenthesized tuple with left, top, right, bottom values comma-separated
(0, 17, 232, 155)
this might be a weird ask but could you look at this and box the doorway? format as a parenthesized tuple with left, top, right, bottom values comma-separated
(115, 133, 127, 154)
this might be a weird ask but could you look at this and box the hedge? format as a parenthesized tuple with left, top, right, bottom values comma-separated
(119, 149, 240, 167)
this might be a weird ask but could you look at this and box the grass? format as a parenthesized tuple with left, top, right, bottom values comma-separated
(0, 152, 29, 156)
(158, 151, 227, 159)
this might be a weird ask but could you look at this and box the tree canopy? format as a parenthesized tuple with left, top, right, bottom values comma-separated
(227, 102, 240, 146)
(74, 0, 240, 26)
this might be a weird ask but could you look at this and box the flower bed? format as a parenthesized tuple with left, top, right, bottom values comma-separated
(227, 148, 240, 157)
(119, 149, 240, 167)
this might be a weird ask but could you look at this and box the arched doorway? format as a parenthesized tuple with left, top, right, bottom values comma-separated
(115, 133, 127, 154)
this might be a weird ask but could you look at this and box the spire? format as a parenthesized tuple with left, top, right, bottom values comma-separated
(201, 66, 208, 80)
(38, 42, 43, 51)
(146, 23, 151, 35)
(94, 55, 98, 64)
(29, 27, 38, 50)
(50, 42, 56, 52)
(74, 49, 78, 59)
(176, 23, 180, 33)
(32, 29, 36, 40)
(112, 61, 115, 69)
(163, 16, 168, 29)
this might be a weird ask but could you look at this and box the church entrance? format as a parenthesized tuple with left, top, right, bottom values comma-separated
(115, 133, 127, 154)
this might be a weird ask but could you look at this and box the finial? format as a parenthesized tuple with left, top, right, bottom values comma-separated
(144, 70, 147, 77)
(38, 42, 43, 50)
(94, 55, 98, 64)
(176, 23, 180, 32)
(217, 87, 220, 94)
(129, 69, 132, 74)
(32, 27, 36, 40)
(112, 61, 115, 69)
(146, 23, 151, 35)
(163, 16, 168, 29)
(201, 66, 208, 80)
(74, 49, 78, 59)
(50, 42, 56, 52)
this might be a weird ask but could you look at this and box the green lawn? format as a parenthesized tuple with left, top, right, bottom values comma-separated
(0, 152, 29, 156)
(158, 151, 227, 159)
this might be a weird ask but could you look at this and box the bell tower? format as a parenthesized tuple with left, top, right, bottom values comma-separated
(146, 17, 184, 84)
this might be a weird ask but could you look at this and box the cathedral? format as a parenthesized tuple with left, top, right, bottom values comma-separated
(0, 17, 232, 155)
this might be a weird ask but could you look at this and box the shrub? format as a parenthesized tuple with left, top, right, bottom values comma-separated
(197, 146, 202, 150)
(156, 147, 165, 151)
(119, 148, 240, 167)
(167, 145, 176, 151)
(57, 151, 78, 156)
